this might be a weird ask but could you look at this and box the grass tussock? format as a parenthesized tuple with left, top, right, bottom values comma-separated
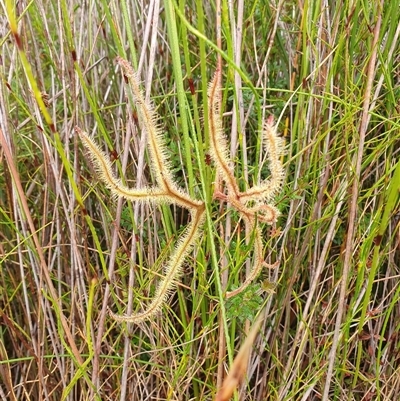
(1, 1, 399, 400)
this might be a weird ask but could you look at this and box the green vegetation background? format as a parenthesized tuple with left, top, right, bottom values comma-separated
(0, 0, 399, 400)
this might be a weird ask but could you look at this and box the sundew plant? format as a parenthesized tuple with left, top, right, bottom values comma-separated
(76, 56, 285, 322)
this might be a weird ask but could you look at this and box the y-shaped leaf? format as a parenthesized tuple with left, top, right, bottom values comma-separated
(77, 57, 205, 323)
(207, 72, 284, 298)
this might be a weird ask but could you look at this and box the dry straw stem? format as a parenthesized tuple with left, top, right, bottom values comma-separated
(207, 73, 284, 298)
(76, 57, 205, 324)
(215, 311, 265, 401)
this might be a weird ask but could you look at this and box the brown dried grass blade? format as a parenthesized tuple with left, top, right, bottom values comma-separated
(215, 312, 264, 401)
